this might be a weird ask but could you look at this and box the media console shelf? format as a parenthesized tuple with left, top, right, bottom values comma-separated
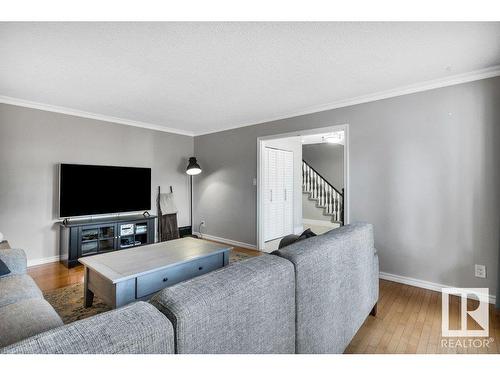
(58, 214, 156, 268)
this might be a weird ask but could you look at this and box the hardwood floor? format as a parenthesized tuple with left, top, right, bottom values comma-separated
(28, 245, 499, 354)
(345, 279, 500, 354)
(28, 261, 84, 293)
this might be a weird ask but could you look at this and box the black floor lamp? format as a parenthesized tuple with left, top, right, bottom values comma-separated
(186, 157, 202, 236)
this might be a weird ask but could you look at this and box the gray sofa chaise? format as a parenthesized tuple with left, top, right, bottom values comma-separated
(0, 246, 175, 353)
(0, 222, 378, 354)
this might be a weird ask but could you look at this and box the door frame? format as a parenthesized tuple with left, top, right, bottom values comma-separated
(257, 124, 350, 252)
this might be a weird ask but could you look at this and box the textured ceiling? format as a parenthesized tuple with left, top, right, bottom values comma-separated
(1, 22, 499, 135)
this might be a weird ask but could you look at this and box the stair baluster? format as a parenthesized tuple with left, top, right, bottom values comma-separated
(320, 179, 323, 207)
(327, 186, 330, 213)
(329, 187, 332, 214)
(302, 160, 344, 225)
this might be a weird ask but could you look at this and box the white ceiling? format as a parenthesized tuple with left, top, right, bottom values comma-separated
(1, 22, 499, 136)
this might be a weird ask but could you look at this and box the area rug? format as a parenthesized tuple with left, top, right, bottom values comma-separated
(44, 250, 254, 324)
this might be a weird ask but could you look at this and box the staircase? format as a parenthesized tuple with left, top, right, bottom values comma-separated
(302, 160, 344, 225)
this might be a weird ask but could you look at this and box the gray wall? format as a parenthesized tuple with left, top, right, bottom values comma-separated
(194, 77, 500, 295)
(302, 143, 344, 190)
(0, 104, 194, 264)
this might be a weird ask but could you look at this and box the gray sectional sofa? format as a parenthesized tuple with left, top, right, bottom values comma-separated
(0, 222, 378, 354)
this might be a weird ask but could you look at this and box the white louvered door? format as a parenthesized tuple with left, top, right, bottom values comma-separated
(282, 150, 293, 236)
(264, 147, 294, 241)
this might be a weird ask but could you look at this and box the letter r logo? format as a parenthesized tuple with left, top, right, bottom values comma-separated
(441, 288, 489, 337)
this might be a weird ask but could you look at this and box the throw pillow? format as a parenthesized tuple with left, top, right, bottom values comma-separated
(0, 259, 11, 277)
(298, 228, 317, 240)
(273, 228, 318, 253)
(276, 234, 300, 250)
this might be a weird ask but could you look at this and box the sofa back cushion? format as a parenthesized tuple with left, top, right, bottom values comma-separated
(150, 254, 295, 354)
(275, 222, 379, 353)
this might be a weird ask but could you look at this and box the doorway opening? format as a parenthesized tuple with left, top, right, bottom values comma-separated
(257, 124, 349, 252)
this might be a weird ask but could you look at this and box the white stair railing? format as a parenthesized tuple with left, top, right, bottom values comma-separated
(302, 160, 344, 224)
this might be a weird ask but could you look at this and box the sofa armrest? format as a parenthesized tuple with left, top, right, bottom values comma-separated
(0, 248, 27, 275)
(0, 302, 175, 354)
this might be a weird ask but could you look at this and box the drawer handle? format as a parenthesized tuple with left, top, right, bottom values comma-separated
(163, 277, 169, 282)
(198, 266, 203, 271)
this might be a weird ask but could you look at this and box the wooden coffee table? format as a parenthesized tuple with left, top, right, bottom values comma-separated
(79, 237, 231, 308)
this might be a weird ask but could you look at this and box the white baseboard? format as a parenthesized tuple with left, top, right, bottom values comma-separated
(379, 271, 496, 305)
(27, 255, 60, 267)
(192, 232, 258, 250)
(26, 233, 258, 267)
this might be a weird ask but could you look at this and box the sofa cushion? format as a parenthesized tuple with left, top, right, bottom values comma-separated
(0, 274, 43, 308)
(0, 259, 10, 277)
(0, 298, 63, 348)
(150, 254, 296, 354)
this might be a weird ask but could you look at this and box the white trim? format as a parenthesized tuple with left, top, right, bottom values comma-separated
(194, 65, 500, 136)
(257, 124, 350, 251)
(257, 139, 264, 250)
(193, 232, 258, 250)
(2, 66, 499, 137)
(0, 95, 194, 137)
(343, 124, 350, 225)
(379, 271, 496, 305)
(27, 255, 60, 268)
(27, 233, 257, 267)
(302, 218, 339, 227)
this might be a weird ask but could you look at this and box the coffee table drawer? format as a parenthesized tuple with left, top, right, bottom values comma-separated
(136, 252, 225, 298)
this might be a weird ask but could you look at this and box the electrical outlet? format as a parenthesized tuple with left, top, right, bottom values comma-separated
(200, 220, 206, 226)
(475, 264, 486, 279)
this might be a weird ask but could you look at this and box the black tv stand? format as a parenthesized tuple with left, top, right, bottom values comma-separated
(58, 214, 156, 268)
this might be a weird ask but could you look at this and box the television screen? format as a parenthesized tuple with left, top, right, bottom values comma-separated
(59, 164, 151, 218)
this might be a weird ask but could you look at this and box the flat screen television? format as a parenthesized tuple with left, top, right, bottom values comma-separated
(59, 164, 151, 218)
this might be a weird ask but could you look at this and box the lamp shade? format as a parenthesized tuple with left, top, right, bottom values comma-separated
(186, 157, 202, 175)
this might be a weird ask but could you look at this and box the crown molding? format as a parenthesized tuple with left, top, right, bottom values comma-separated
(193, 65, 500, 136)
(2, 65, 499, 138)
(0, 96, 195, 137)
